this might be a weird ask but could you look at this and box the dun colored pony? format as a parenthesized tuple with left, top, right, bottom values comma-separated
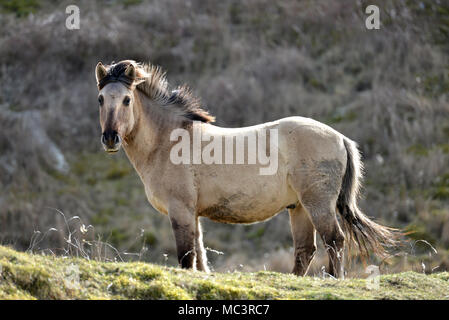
(95, 60, 397, 278)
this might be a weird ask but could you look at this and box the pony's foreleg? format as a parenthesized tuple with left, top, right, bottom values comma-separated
(168, 203, 196, 269)
(288, 205, 317, 276)
(195, 217, 210, 272)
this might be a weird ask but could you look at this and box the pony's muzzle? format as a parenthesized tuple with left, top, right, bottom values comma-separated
(101, 131, 122, 153)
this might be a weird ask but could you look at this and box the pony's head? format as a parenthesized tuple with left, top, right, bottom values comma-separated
(95, 60, 215, 153)
(95, 60, 147, 153)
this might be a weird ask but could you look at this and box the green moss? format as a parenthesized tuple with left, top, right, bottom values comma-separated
(432, 173, 449, 200)
(433, 186, 449, 200)
(229, 2, 242, 25)
(247, 227, 265, 239)
(1, 245, 449, 300)
(436, 143, 449, 154)
(327, 110, 357, 124)
(109, 228, 130, 247)
(46, 168, 74, 185)
(405, 0, 449, 45)
(71, 152, 132, 181)
(404, 223, 436, 245)
(443, 125, 449, 138)
(307, 78, 327, 91)
(421, 73, 449, 97)
(0, 0, 40, 17)
(143, 232, 158, 246)
(91, 208, 114, 226)
(406, 144, 429, 156)
(105, 164, 131, 180)
(405, 143, 449, 157)
(121, 0, 142, 7)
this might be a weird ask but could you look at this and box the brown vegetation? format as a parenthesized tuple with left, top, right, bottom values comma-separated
(0, 0, 448, 275)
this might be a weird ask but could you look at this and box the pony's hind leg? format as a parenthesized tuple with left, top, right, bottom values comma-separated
(289, 157, 347, 278)
(288, 204, 317, 276)
(300, 193, 345, 278)
(195, 217, 210, 272)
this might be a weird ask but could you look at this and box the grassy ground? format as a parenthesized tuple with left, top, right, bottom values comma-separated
(1, 245, 448, 300)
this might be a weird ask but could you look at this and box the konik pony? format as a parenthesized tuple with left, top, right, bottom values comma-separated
(95, 60, 397, 278)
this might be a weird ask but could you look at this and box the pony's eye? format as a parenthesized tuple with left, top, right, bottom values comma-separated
(123, 96, 131, 106)
(98, 95, 104, 106)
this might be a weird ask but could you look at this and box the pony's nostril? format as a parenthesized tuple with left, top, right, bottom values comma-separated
(101, 131, 120, 151)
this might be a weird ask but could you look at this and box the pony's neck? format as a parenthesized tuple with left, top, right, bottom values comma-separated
(122, 90, 185, 174)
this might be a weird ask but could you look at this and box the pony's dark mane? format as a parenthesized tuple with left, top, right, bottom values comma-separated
(165, 85, 216, 122)
(103, 61, 215, 123)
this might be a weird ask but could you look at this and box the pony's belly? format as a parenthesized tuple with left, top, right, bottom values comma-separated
(201, 206, 283, 224)
(198, 189, 297, 224)
(196, 162, 297, 223)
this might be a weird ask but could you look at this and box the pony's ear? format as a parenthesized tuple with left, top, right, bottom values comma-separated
(124, 64, 137, 80)
(125, 64, 146, 86)
(95, 62, 108, 84)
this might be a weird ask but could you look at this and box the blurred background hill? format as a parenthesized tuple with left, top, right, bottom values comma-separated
(0, 0, 448, 276)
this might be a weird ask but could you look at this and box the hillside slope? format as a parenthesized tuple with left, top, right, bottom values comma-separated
(0, 246, 448, 300)
(1, 0, 449, 275)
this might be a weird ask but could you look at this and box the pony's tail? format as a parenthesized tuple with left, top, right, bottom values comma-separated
(337, 138, 400, 259)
